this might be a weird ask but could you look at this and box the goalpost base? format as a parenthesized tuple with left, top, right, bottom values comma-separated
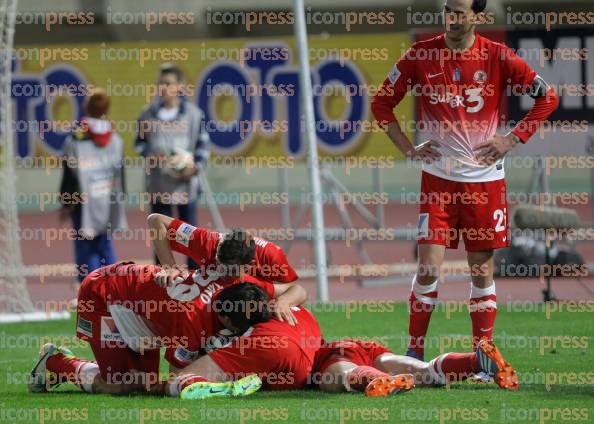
(0, 310, 71, 324)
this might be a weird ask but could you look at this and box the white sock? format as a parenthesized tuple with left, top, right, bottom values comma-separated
(166, 374, 204, 397)
(470, 281, 496, 298)
(77, 362, 100, 393)
(412, 275, 439, 295)
(427, 353, 450, 385)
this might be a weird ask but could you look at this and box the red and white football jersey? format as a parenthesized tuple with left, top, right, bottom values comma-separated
(168, 219, 298, 284)
(209, 306, 323, 390)
(81, 262, 275, 369)
(372, 33, 537, 182)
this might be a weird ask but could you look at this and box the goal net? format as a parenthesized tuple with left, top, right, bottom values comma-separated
(0, 0, 68, 322)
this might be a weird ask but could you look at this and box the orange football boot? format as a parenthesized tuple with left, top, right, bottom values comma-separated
(477, 339, 519, 391)
(364, 373, 415, 397)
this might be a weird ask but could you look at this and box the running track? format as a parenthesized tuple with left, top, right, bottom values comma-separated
(19, 202, 594, 309)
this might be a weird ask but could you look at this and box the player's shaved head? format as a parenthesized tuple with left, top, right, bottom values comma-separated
(214, 283, 271, 333)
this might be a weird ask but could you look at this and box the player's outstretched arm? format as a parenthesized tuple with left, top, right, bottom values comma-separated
(270, 282, 307, 325)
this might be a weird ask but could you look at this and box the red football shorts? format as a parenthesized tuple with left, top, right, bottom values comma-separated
(417, 171, 509, 251)
(76, 271, 160, 382)
(313, 340, 392, 375)
(209, 336, 313, 390)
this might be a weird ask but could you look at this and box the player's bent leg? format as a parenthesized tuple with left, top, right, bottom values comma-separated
(375, 351, 490, 388)
(373, 353, 432, 387)
(407, 244, 445, 360)
(467, 250, 497, 348)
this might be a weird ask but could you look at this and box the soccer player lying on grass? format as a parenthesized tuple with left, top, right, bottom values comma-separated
(28, 263, 305, 396)
(312, 337, 519, 397)
(147, 213, 303, 325)
(161, 283, 324, 398)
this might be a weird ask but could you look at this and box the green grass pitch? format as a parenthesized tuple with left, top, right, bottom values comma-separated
(1, 303, 592, 424)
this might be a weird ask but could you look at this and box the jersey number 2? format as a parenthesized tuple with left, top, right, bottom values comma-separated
(493, 209, 506, 232)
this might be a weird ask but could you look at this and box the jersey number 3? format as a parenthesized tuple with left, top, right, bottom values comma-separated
(465, 87, 484, 113)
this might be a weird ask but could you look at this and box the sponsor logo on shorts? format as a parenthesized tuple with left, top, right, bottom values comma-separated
(418, 213, 429, 238)
(77, 316, 93, 338)
(174, 346, 200, 363)
(100, 316, 124, 343)
(176, 223, 196, 248)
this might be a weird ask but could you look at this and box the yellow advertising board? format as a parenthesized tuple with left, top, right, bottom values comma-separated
(13, 33, 413, 159)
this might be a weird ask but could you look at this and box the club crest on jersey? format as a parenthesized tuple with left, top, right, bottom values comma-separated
(387, 64, 401, 84)
(473, 70, 487, 83)
(176, 223, 196, 248)
(453, 68, 461, 82)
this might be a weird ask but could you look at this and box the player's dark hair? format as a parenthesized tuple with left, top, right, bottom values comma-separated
(159, 63, 184, 82)
(214, 283, 272, 333)
(471, 0, 487, 13)
(217, 228, 256, 266)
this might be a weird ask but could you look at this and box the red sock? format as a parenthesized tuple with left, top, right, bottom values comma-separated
(469, 283, 497, 348)
(46, 353, 98, 392)
(168, 374, 207, 397)
(347, 366, 388, 392)
(428, 352, 480, 384)
(408, 276, 438, 358)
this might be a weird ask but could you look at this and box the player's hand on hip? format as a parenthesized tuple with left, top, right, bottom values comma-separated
(154, 265, 189, 287)
(407, 140, 442, 163)
(270, 298, 298, 326)
(476, 133, 519, 166)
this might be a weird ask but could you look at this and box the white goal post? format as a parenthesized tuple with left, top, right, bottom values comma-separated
(0, 0, 69, 322)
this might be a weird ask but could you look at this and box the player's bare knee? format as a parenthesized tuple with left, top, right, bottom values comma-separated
(467, 249, 493, 266)
(417, 245, 445, 283)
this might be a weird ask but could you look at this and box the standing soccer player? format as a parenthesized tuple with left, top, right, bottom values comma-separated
(371, 0, 558, 360)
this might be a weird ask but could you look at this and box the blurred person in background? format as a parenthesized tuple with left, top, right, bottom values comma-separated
(59, 88, 127, 292)
(135, 63, 210, 268)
